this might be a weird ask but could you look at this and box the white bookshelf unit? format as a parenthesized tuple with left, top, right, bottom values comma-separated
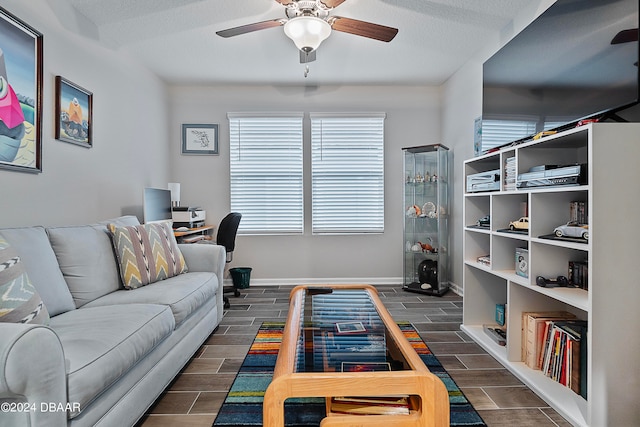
(462, 123, 640, 427)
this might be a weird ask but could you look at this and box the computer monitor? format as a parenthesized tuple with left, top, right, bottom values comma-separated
(143, 187, 173, 224)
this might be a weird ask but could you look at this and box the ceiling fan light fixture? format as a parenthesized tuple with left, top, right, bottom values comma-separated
(284, 16, 331, 52)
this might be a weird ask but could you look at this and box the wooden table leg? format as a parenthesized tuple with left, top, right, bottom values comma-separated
(263, 376, 287, 427)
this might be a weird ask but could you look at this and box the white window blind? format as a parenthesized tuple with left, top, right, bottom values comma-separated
(310, 113, 385, 234)
(228, 113, 304, 235)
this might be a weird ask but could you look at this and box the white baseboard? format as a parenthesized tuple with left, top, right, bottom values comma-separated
(224, 277, 403, 287)
(449, 282, 463, 296)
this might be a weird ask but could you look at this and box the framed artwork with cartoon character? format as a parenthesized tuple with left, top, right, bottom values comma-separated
(55, 76, 93, 148)
(0, 7, 43, 173)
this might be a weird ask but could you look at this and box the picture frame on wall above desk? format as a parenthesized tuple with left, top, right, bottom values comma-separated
(181, 123, 219, 155)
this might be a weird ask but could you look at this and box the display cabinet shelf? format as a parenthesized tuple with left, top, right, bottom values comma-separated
(403, 144, 450, 296)
(462, 123, 640, 427)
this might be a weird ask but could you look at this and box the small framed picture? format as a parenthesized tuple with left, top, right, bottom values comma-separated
(181, 124, 218, 155)
(55, 76, 93, 148)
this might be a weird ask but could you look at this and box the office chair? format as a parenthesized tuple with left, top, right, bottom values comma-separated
(216, 212, 242, 309)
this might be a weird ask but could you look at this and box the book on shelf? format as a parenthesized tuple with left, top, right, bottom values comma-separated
(330, 395, 411, 415)
(568, 260, 588, 290)
(521, 311, 576, 370)
(495, 303, 506, 326)
(540, 319, 588, 399)
(504, 157, 516, 191)
(569, 201, 588, 224)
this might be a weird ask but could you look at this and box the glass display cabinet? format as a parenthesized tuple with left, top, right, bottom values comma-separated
(402, 144, 450, 296)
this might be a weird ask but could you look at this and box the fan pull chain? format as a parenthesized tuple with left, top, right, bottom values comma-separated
(304, 65, 310, 78)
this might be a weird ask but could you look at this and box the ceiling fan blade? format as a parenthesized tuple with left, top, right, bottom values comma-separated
(216, 19, 285, 38)
(320, 0, 347, 8)
(330, 16, 398, 42)
(611, 28, 639, 44)
(300, 49, 317, 63)
(275, 0, 295, 5)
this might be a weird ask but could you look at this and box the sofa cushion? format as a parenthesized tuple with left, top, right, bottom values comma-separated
(83, 271, 217, 326)
(0, 234, 50, 324)
(48, 304, 174, 417)
(0, 227, 75, 316)
(108, 221, 188, 289)
(47, 225, 123, 307)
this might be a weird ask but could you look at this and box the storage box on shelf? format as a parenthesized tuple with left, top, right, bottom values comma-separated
(462, 123, 640, 427)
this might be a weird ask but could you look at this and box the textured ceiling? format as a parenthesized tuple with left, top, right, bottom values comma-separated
(50, 0, 537, 86)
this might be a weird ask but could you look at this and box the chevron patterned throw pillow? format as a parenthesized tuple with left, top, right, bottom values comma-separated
(108, 221, 188, 289)
(0, 234, 50, 324)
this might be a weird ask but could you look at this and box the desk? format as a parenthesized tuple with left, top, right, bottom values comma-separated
(263, 284, 449, 427)
(173, 225, 215, 244)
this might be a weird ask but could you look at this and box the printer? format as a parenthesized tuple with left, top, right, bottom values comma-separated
(172, 207, 206, 228)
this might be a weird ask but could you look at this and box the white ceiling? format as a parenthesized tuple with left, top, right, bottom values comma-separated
(51, 0, 536, 86)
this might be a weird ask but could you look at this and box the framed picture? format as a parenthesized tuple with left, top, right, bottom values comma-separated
(0, 7, 43, 173)
(55, 76, 92, 148)
(181, 124, 218, 155)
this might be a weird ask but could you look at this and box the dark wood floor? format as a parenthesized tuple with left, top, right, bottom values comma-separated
(136, 285, 572, 427)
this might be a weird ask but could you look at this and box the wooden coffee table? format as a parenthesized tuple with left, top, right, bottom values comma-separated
(263, 284, 449, 426)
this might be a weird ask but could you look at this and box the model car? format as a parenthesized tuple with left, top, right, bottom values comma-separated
(476, 215, 490, 227)
(509, 217, 529, 231)
(553, 221, 589, 240)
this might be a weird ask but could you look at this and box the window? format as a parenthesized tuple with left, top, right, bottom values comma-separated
(228, 113, 304, 234)
(310, 113, 385, 234)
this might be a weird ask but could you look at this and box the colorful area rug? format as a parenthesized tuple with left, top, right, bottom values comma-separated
(213, 321, 486, 426)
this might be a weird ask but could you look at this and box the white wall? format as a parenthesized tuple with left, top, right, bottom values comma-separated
(0, 0, 170, 227)
(442, 0, 557, 292)
(169, 85, 442, 284)
(1, 0, 559, 287)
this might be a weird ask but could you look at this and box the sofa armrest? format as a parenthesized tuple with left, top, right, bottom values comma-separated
(0, 323, 67, 427)
(179, 243, 226, 321)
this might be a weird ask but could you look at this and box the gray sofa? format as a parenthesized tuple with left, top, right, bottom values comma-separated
(0, 216, 225, 427)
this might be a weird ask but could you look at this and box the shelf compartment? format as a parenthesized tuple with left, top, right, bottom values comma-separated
(461, 266, 506, 326)
(491, 234, 528, 274)
(507, 284, 587, 373)
(516, 128, 588, 175)
(530, 190, 588, 239)
(464, 155, 501, 195)
(531, 241, 587, 287)
(464, 194, 490, 228)
(464, 154, 500, 177)
(463, 231, 490, 266)
(491, 193, 528, 234)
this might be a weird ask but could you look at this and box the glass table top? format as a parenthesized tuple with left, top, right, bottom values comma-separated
(295, 288, 409, 374)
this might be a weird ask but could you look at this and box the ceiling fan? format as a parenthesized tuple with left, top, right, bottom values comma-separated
(216, 0, 398, 64)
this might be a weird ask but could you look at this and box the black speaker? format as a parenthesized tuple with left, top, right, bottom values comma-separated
(418, 259, 438, 289)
